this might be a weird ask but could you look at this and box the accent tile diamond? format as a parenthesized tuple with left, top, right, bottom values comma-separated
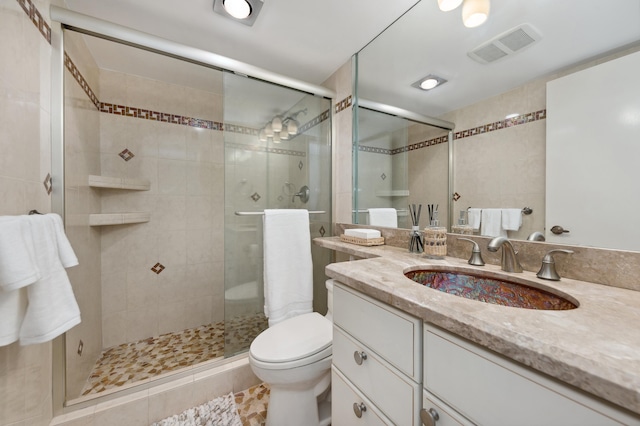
(319, 226, 326, 237)
(251, 192, 261, 202)
(43, 173, 52, 195)
(381, 173, 387, 180)
(453, 192, 461, 201)
(151, 263, 165, 274)
(119, 148, 135, 161)
(298, 161, 304, 170)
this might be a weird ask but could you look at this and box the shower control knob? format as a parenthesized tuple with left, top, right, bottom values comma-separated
(550, 225, 570, 235)
(353, 351, 368, 365)
(353, 402, 367, 418)
(420, 408, 440, 426)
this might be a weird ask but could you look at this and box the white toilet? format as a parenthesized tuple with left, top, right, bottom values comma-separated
(249, 280, 334, 426)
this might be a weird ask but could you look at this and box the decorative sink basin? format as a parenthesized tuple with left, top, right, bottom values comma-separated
(405, 269, 578, 310)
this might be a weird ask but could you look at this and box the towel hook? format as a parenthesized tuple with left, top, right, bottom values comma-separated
(28, 209, 43, 215)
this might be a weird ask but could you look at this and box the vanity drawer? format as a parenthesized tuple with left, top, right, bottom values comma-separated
(333, 283, 422, 380)
(422, 390, 473, 426)
(334, 326, 420, 426)
(332, 366, 393, 426)
(424, 325, 637, 426)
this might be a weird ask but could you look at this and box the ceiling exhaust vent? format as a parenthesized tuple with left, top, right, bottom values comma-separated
(468, 24, 541, 64)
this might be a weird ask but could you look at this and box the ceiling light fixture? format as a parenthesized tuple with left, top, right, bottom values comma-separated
(437, 0, 463, 12)
(462, 0, 490, 28)
(256, 109, 307, 144)
(213, 0, 264, 26)
(436, 0, 490, 28)
(412, 75, 448, 91)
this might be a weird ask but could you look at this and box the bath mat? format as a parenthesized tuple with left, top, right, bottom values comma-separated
(152, 392, 243, 426)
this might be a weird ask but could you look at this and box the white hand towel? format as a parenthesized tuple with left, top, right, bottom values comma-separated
(467, 208, 482, 230)
(19, 214, 81, 345)
(501, 208, 523, 231)
(0, 288, 27, 346)
(0, 216, 41, 291)
(481, 209, 507, 238)
(263, 209, 313, 327)
(368, 208, 398, 228)
(50, 213, 79, 267)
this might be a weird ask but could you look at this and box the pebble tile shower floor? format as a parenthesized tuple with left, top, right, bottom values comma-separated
(81, 313, 268, 395)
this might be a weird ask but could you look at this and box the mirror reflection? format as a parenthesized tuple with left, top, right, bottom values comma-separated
(353, 0, 640, 251)
(354, 107, 450, 230)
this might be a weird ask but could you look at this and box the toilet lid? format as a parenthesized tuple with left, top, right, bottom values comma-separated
(250, 312, 332, 363)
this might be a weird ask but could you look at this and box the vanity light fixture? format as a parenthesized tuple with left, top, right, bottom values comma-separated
(436, 0, 490, 28)
(257, 109, 306, 143)
(505, 113, 520, 119)
(462, 0, 490, 28)
(438, 0, 463, 12)
(412, 75, 448, 91)
(213, 0, 264, 26)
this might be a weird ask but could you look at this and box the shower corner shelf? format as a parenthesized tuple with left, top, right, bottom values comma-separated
(89, 212, 150, 226)
(375, 189, 410, 197)
(89, 175, 151, 191)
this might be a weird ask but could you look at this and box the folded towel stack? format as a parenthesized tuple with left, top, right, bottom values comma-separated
(0, 213, 80, 347)
(344, 228, 382, 239)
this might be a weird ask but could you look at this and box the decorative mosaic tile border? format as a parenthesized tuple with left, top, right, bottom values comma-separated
(335, 95, 352, 113)
(454, 109, 546, 140)
(360, 110, 546, 156)
(16, 0, 51, 44)
(64, 50, 330, 150)
(226, 142, 306, 157)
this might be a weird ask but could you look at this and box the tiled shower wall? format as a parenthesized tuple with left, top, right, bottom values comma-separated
(98, 67, 226, 349)
(0, 0, 61, 424)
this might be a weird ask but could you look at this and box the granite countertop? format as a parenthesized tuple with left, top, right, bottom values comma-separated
(315, 237, 640, 417)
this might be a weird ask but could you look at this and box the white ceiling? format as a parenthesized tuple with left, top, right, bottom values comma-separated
(63, 0, 640, 119)
(63, 0, 419, 85)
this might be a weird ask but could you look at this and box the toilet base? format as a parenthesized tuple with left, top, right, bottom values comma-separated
(264, 372, 331, 426)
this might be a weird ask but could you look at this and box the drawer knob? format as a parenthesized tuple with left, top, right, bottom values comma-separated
(420, 408, 440, 426)
(353, 351, 368, 365)
(353, 402, 367, 418)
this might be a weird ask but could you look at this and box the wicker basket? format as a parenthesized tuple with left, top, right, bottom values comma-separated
(423, 227, 447, 257)
(340, 234, 385, 246)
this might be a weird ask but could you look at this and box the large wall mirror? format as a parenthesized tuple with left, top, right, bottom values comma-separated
(353, 0, 640, 251)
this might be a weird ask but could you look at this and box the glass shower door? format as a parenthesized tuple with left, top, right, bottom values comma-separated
(222, 72, 332, 357)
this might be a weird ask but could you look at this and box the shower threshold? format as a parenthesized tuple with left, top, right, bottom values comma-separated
(80, 313, 268, 396)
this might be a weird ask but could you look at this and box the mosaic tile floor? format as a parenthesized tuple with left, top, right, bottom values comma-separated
(81, 313, 268, 396)
(235, 383, 270, 426)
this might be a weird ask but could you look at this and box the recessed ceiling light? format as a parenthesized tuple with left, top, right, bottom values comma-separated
(213, 0, 264, 26)
(223, 0, 251, 19)
(412, 75, 448, 91)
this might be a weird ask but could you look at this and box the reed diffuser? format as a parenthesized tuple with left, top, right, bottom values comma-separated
(424, 204, 447, 258)
(408, 204, 424, 253)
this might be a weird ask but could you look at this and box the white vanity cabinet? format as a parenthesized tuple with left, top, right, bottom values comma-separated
(332, 283, 422, 425)
(423, 324, 639, 426)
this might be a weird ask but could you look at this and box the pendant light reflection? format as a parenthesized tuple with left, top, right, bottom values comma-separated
(257, 109, 306, 143)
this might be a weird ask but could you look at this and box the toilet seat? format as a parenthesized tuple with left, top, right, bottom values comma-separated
(250, 312, 332, 368)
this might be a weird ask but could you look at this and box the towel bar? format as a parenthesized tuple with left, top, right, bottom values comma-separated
(466, 207, 533, 215)
(234, 210, 326, 216)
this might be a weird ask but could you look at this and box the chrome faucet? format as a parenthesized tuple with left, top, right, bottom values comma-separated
(487, 237, 523, 273)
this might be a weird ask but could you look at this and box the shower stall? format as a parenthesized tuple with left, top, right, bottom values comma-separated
(57, 21, 332, 404)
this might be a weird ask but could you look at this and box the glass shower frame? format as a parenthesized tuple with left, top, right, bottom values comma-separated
(50, 7, 334, 412)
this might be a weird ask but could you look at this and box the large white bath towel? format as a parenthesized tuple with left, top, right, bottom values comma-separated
(480, 209, 507, 238)
(19, 214, 81, 345)
(368, 208, 398, 228)
(0, 288, 27, 346)
(501, 208, 523, 231)
(263, 209, 313, 327)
